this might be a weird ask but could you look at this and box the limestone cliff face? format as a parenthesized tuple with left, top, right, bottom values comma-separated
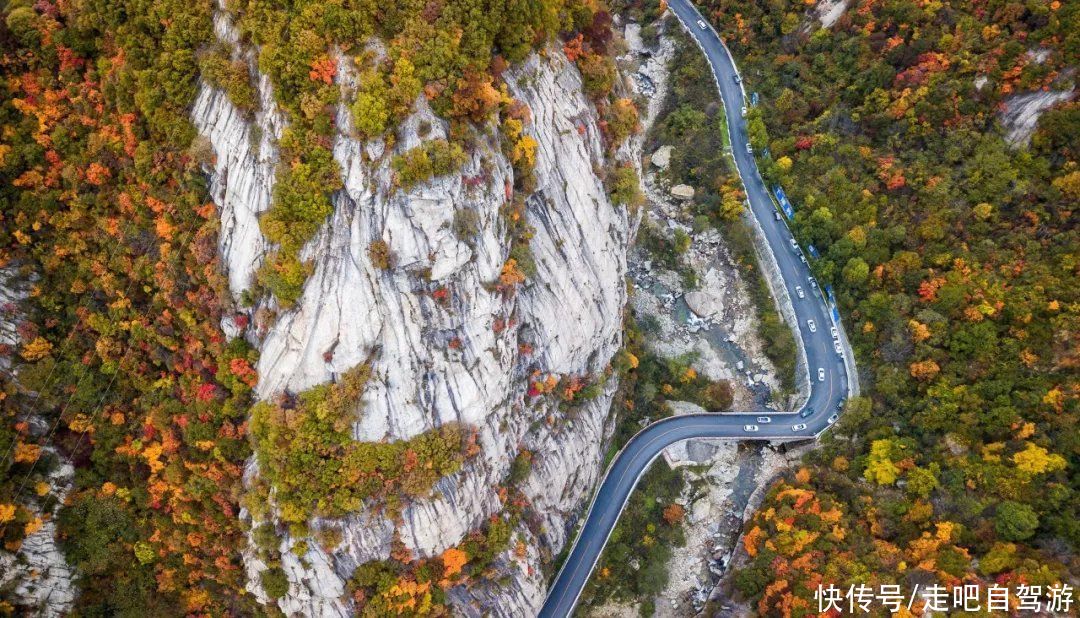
(0, 270, 76, 617)
(192, 9, 635, 615)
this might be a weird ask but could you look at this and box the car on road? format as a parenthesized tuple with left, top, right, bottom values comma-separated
(734, 74, 741, 84)
(743, 424, 759, 432)
(697, 19, 707, 29)
(831, 327, 838, 338)
(834, 340, 843, 354)
(807, 319, 817, 333)
(799, 407, 814, 419)
(789, 238, 798, 250)
(795, 286, 804, 298)
(808, 276, 817, 287)
(774, 210, 781, 220)
(745, 143, 752, 154)
(792, 423, 807, 431)
(757, 416, 771, 423)
(827, 414, 839, 425)
(817, 368, 825, 382)
(836, 399, 845, 410)
(799, 254, 807, 264)
(741, 106, 747, 117)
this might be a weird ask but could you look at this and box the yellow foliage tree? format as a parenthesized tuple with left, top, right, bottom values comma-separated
(20, 336, 52, 361)
(909, 359, 940, 380)
(511, 135, 537, 172)
(743, 525, 764, 557)
(908, 319, 931, 342)
(13, 442, 41, 464)
(1012, 443, 1066, 475)
(498, 259, 527, 288)
(864, 439, 900, 485)
(24, 517, 43, 536)
(440, 547, 468, 580)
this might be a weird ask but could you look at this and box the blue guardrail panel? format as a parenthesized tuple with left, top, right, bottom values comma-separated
(774, 186, 795, 219)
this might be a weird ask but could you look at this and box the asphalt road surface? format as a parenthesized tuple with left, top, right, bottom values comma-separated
(538, 1, 854, 615)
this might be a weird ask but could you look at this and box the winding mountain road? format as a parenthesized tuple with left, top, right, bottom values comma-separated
(538, 1, 856, 615)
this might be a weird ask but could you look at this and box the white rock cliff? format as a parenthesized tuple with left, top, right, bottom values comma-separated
(0, 270, 76, 617)
(191, 10, 635, 615)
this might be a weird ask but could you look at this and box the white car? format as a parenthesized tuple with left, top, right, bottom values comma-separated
(789, 238, 798, 250)
(808, 276, 817, 287)
(831, 327, 838, 338)
(795, 286, 804, 299)
(827, 414, 839, 424)
(774, 210, 781, 221)
(697, 19, 707, 29)
(792, 423, 807, 431)
(817, 368, 825, 382)
(799, 254, 807, 264)
(807, 319, 817, 333)
(834, 340, 843, 354)
(743, 424, 759, 432)
(745, 143, 753, 154)
(757, 416, 772, 423)
(741, 106, 748, 117)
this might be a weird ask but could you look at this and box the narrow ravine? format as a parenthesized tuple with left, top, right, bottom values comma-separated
(541, 1, 858, 613)
(572, 13, 808, 617)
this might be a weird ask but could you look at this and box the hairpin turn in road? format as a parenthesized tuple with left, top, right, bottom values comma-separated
(539, 1, 858, 615)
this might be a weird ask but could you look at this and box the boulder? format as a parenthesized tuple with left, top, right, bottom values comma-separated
(670, 184, 695, 200)
(685, 290, 716, 318)
(651, 144, 673, 168)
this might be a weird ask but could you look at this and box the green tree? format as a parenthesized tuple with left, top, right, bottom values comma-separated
(905, 465, 939, 499)
(578, 52, 616, 99)
(5, 6, 40, 46)
(994, 501, 1039, 541)
(842, 257, 870, 286)
(387, 56, 422, 119)
(261, 567, 290, 599)
(606, 99, 639, 146)
(609, 165, 643, 208)
(392, 139, 466, 189)
(746, 109, 768, 150)
(673, 229, 691, 254)
(351, 70, 391, 138)
(978, 543, 1018, 575)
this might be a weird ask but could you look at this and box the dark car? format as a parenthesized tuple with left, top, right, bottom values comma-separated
(799, 407, 814, 419)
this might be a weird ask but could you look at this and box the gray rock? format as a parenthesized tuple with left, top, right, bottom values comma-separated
(651, 145, 673, 169)
(1000, 88, 1074, 146)
(195, 12, 635, 615)
(670, 184, 695, 200)
(0, 270, 76, 617)
(687, 440, 720, 462)
(685, 290, 716, 318)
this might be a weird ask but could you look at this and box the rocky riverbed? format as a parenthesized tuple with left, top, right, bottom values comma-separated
(587, 16, 801, 617)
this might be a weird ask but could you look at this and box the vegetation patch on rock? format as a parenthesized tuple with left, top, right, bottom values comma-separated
(250, 363, 474, 523)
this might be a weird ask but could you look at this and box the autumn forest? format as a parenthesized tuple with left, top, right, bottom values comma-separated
(0, 0, 1077, 614)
